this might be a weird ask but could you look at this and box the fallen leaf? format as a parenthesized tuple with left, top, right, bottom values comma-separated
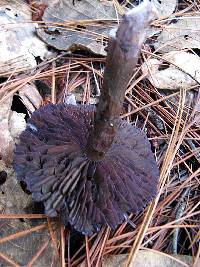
(19, 83, 43, 114)
(0, 168, 59, 266)
(101, 251, 199, 267)
(0, 0, 48, 76)
(155, 15, 200, 53)
(142, 51, 200, 90)
(63, 93, 77, 105)
(0, 95, 12, 121)
(37, 0, 119, 55)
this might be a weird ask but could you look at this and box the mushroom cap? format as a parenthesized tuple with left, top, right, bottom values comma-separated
(13, 103, 159, 235)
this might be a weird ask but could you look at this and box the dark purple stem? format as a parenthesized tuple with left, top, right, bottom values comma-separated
(86, 0, 157, 160)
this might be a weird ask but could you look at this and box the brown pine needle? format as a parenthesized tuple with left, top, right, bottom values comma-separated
(0, 224, 46, 244)
(60, 223, 65, 267)
(0, 252, 20, 267)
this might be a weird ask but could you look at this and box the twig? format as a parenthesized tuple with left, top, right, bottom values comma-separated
(60, 223, 65, 267)
(51, 61, 56, 104)
(0, 224, 46, 244)
(172, 188, 190, 254)
(85, 236, 91, 267)
(0, 214, 47, 219)
(0, 252, 20, 267)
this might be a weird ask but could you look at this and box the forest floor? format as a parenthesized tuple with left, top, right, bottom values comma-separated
(0, 0, 200, 266)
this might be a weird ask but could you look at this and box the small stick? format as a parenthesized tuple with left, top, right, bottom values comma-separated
(0, 252, 20, 267)
(172, 187, 190, 254)
(0, 223, 46, 244)
(51, 61, 56, 104)
(85, 236, 91, 267)
(60, 224, 65, 267)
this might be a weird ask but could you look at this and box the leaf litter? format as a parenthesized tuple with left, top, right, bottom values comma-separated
(37, 0, 120, 55)
(0, 0, 200, 267)
(0, 0, 49, 75)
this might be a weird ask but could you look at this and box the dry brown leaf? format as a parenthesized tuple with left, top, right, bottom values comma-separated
(155, 15, 200, 52)
(0, 169, 59, 266)
(19, 83, 43, 114)
(0, 1, 48, 75)
(37, 0, 119, 55)
(142, 51, 200, 90)
(0, 96, 12, 121)
(102, 251, 199, 267)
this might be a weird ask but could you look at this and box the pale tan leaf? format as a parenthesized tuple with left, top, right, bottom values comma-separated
(155, 15, 200, 52)
(19, 83, 43, 113)
(37, 0, 120, 55)
(142, 51, 200, 90)
(0, 1, 48, 76)
(102, 251, 199, 267)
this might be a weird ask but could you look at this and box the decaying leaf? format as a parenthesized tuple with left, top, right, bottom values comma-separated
(142, 51, 200, 90)
(0, 0, 48, 76)
(37, 0, 119, 55)
(100, 251, 199, 267)
(0, 168, 59, 266)
(155, 15, 200, 53)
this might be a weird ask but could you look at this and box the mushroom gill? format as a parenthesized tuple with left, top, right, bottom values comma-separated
(13, 0, 159, 235)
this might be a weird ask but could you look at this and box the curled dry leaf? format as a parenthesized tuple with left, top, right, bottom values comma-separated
(155, 15, 200, 53)
(19, 83, 43, 114)
(0, 0, 48, 76)
(37, 0, 119, 55)
(142, 51, 200, 90)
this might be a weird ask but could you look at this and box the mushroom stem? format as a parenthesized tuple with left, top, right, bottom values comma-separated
(86, 0, 158, 160)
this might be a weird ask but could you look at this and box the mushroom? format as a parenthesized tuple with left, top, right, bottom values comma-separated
(13, 0, 159, 235)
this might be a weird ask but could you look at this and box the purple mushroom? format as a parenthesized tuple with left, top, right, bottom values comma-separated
(13, 1, 159, 235)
